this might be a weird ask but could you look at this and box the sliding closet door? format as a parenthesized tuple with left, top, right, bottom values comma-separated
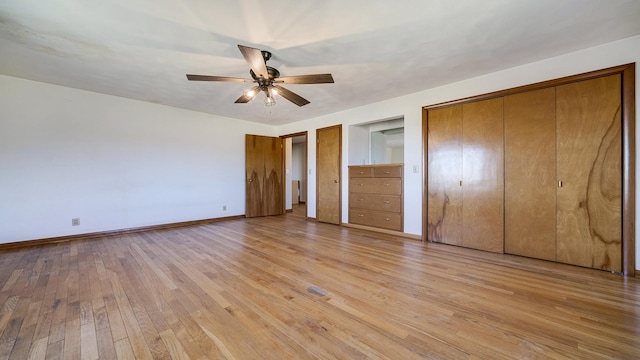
(504, 88, 557, 260)
(556, 75, 622, 271)
(462, 98, 504, 253)
(427, 105, 463, 245)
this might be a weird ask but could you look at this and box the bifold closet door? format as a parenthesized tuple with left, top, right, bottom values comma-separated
(427, 105, 463, 245)
(504, 88, 557, 260)
(427, 99, 504, 252)
(556, 74, 622, 272)
(462, 98, 504, 253)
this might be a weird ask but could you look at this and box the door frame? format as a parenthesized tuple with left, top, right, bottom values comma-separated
(422, 63, 636, 276)
(280, 131, 308, 219)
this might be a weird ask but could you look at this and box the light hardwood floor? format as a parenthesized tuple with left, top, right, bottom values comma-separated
(1, 206, 639, 359)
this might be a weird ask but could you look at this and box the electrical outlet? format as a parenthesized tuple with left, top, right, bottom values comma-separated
(72, 218, 80, 226)
(222, 205, 227, 211)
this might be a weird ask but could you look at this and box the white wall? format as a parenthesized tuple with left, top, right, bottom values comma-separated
(0, 75, 275, 244)
(370, 131, 386, 165)
(348, 125, 369, 165)
(277, 35, 640, 269)
(291, 142, 305, 202)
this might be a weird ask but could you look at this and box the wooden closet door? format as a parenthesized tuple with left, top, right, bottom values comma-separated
(504, 88, 557, 260)
(427, 105, 463, 245)
(316, 125, 342, 225)
(246, 134, 284, 218)
(556, 75, 622, 271)
(462, 98, 504, 253)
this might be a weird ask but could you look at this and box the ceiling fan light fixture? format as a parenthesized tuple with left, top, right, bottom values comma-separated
(264, 92, 276, 107)
(245, 89, 256, 98)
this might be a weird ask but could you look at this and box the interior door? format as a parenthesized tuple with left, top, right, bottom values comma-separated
(246, 134, 284, 218)
(427, 105, 463, 245)
(556, 74, 622, 271)
(462, 98, 504, 253)
(316, 125, 342, 224)
(504, 88, 557, 260)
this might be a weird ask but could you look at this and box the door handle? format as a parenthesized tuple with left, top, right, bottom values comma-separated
(334, 179, 339, 183)
(247, 179, 253, 183)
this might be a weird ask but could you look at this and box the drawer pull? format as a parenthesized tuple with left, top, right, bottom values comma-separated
(357, 214, 364, 217)
(357, 183, 364, 186)
(383, 200, 390, 204)
(384, 171, 390, 174)
(384, 184, 390, 187)
(359, 171, 364, 174)
(384, 218, 390, 221)
(358, 198, 364, 202)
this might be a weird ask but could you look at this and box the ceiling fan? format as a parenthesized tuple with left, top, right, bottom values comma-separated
(186, 45, 334, 107)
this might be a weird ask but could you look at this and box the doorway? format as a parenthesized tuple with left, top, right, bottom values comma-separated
(282, 132, 308, 219)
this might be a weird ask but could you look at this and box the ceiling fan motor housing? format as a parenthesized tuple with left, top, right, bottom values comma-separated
(250, 66, 280, 81)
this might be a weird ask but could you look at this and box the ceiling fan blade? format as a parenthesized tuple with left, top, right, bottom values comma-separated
(273, 85, 310, 107)
(276, 74, 334, 84)
(238, 45, 269, 80)
(186, 74, 253, 82)
(234, 86, 261, 103)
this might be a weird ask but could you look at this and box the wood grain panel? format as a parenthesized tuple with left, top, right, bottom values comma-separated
(317, 125, 342, 224)
(556, 75, 622, 271)
(372, 165, 403, 178)
(349, 166, 373, 178)
(264, 137, 284, 216)
(348, 208, 402, 231)
(349, 178, 402, 195)
(349, 193, 402, 212)
(504, 88, 557, 260)
(246, 134, 266, 218)
(245, 134, 283, 218)
(462, 98, 504, 253)
(427, 105, 463, 245)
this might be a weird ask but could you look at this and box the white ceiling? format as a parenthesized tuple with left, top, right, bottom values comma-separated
(2, 0, 640, 126)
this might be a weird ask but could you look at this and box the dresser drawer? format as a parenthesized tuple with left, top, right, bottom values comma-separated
(373, 165, 402, 178)
(349, 166, 373, 178)
(349, 178, 402, 195)
(349, 193, 401, 212)
(349, 209, 402, 231)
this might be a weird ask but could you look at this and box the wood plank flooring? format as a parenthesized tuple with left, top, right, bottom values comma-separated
(1, 205, 639, 359)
